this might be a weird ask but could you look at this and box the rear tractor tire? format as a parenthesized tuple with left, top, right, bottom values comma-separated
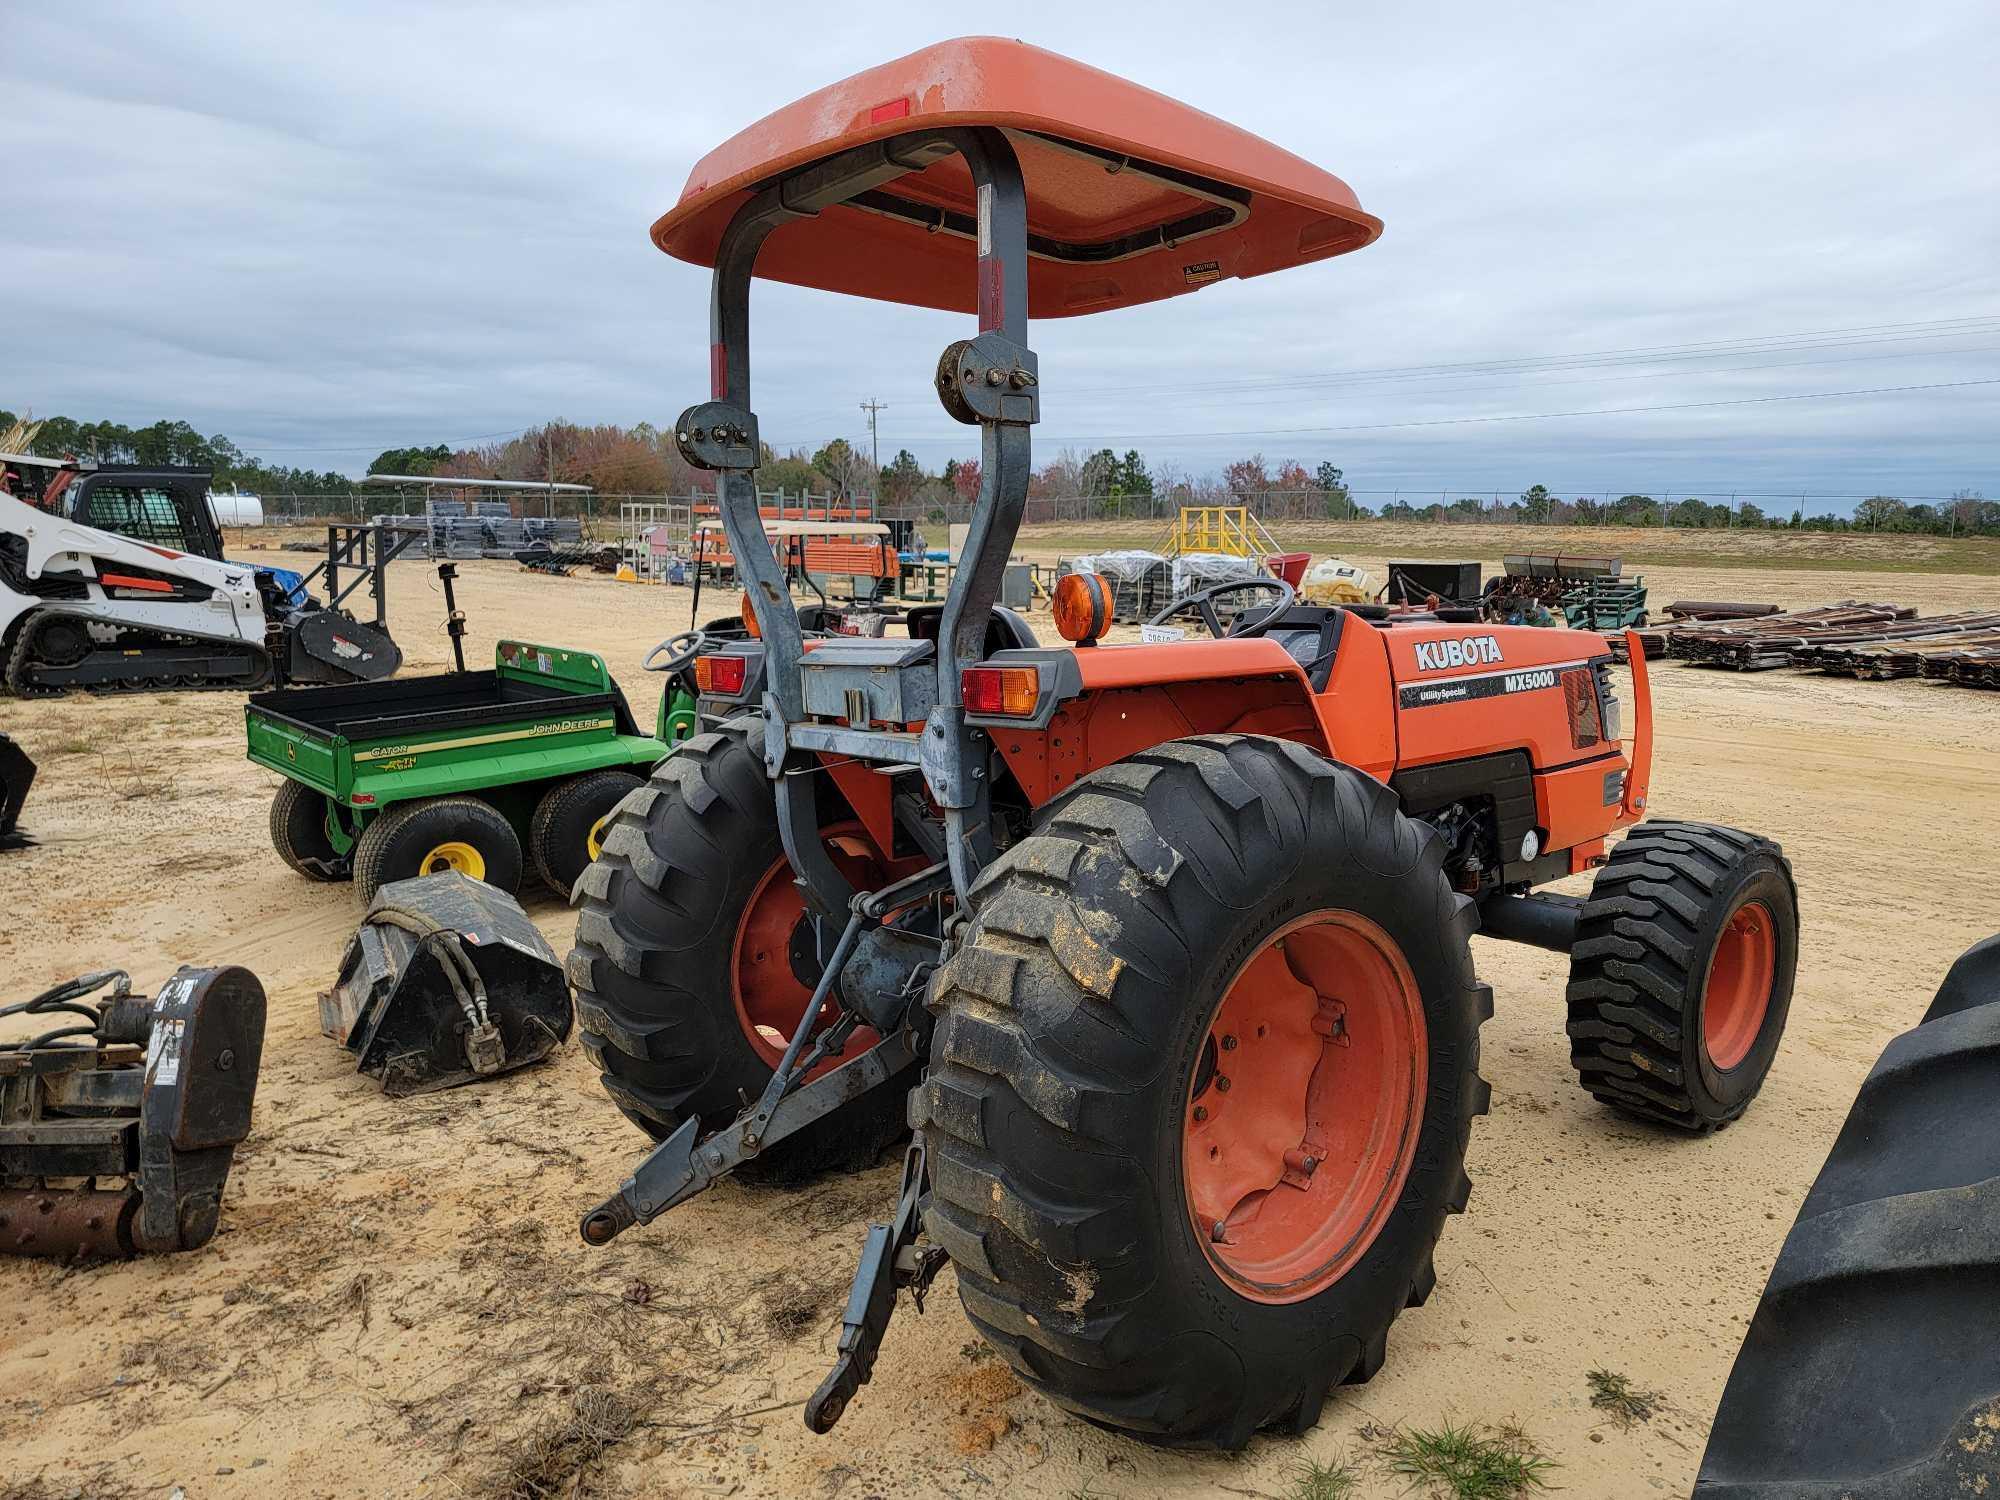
(567, 723, 920, 1183)
(351, 795, 524, 904)
(268, 780, 353, 882)
(1566, 820, 1798, 1130)
(529, 769, 644, 896)
(919, 734, 1492, 1449)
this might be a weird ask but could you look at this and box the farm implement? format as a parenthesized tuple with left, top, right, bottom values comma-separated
(1, 967, 265, 1258)
(569, 38, 1800, 1448)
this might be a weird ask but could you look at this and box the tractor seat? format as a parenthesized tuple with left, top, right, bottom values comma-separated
(905, 604, 1040, 654)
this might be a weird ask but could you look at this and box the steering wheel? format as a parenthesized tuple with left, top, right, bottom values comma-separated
(644, 629, 708, 673)
(1145, 576, 1298, 640)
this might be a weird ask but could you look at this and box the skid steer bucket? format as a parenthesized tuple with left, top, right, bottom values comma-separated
(320, 872, 571, 1095)
(0, 733, 34, 850)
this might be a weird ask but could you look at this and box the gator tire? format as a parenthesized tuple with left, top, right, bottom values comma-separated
(529, 769, 644, 896)
(567, 723, 914, 1183)
(918, 734, 1490, 1449)
(1694, 935, 2000, 1498)
(351, 795, 523, 903)
(1566, 820, 1798, 1130)
(269, 779, 352, 882)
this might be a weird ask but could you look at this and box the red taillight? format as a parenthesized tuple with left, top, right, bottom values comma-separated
(695, 654, 747, 695)
(961, 665, 1039, 716)
(1561, 666, 1602, 748)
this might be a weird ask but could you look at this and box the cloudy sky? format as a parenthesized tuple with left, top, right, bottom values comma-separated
(5, 2, 1996, 509)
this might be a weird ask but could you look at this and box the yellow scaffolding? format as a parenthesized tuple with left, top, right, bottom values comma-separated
(1162, 505, 1285, 558)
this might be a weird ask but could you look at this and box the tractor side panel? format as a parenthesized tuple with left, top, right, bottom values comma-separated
(1383, 623, 1631, 855)
(1385, 625, 1615, 770)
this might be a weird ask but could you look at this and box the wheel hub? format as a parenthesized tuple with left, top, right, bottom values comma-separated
(1703, 900, 1775, 1071)
(1184, 909, 1427, 1304)
(420, 840, 485, 879)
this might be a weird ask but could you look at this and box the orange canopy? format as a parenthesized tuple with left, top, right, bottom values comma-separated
(652, 37, 1380, 318)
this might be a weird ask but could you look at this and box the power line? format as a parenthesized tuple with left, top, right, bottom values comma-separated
(1055, 314, 2000, 399)
(877, 376, 2000, 445)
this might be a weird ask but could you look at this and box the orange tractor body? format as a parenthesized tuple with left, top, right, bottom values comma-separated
(571, 37, 1790, 1453)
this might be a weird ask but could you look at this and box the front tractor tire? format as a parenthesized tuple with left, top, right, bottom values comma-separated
(1566, 821, 1798, 1130)
(919, 735, 1492, 1449)
(568, 723, 917, 1182)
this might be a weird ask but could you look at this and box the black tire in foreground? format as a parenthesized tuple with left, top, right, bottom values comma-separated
(529, 768, 644, 895)
(351, 795, 524, 904)
(567, 723, 912, 1182)
(1566, 820, 1798, 1130)
(269, 779, 353, 882)
(919, 734, 1491, 1449)
(1695, 935, 2000, 1498)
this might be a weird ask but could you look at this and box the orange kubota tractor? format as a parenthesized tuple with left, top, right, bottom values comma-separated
(570, 39, 1801, 1449)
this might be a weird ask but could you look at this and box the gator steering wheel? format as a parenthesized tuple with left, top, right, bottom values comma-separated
(1145, 576, 1298, 640)
(644, 629, 708, 673)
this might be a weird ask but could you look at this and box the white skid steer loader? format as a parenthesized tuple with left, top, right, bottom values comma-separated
(1, 456, 402, 695)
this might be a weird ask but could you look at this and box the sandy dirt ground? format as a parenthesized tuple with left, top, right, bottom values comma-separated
(2, 536, 1997, 1500)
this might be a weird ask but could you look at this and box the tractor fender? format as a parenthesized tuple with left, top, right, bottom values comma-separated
(970, 639, 1333, 807)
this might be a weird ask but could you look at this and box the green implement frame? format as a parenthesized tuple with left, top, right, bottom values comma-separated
(247, 639, 693, 899)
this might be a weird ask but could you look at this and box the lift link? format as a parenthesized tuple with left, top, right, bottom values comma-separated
(805, 1138, 947, 1433)
(576, 861, 953, 1246)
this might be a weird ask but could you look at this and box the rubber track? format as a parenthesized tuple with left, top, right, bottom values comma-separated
(1565, 819, 1792, 1129)
(4, 608, 271, 696)
(1695, 938, 2000, 1497)
(919, 734, 1489, 1448)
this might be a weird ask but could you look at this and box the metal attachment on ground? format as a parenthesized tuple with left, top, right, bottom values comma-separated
(805, 1139, 947, 1434)
(0, 966, 265, 1258)
(673, 401, 761, 471)
(319, 872, 572, 1095)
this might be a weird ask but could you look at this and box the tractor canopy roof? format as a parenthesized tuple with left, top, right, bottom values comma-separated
(652, 37, 1380, 317)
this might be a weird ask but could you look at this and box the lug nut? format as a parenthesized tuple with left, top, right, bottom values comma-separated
(1215, 1075, 1231, 1092)
(1221, 1034, 1238, 1051)
(1211, 1219, 1228, 1243)
(1192, 1104, 1208, 1122)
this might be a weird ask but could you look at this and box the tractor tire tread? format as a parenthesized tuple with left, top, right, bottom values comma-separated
(1566, 820, 1796, 1131)
(921, 733, 1488, 1448)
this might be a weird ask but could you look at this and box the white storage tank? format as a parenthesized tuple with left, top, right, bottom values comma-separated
(207, 489, 265, 527)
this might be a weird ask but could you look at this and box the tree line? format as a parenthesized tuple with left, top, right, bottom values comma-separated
(6, 409, 1991, 535)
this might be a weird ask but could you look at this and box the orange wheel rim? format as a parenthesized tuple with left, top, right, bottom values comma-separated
(730, 823, 919, 1079)
(1183, 909, 1427, 1305)
(1702, 900, 1775, 1071)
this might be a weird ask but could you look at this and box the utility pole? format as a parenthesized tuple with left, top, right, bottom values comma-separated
(859, 398, 886, 476)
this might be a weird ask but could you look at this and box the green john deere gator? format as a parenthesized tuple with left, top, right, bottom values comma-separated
(247, 637, 700, 902)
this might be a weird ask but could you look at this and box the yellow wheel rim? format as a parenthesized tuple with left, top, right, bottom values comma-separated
(586, 814, 613, 862)
(420, 841, 486, 879)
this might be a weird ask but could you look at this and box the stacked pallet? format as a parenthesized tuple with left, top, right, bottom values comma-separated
(1802, 614, 2000, 679)
(1666, 602, 1916, 670)
(1930, 644, 2000, 687)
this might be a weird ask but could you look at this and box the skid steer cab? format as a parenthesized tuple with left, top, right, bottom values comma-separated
(569, 38, 1800, 1451)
